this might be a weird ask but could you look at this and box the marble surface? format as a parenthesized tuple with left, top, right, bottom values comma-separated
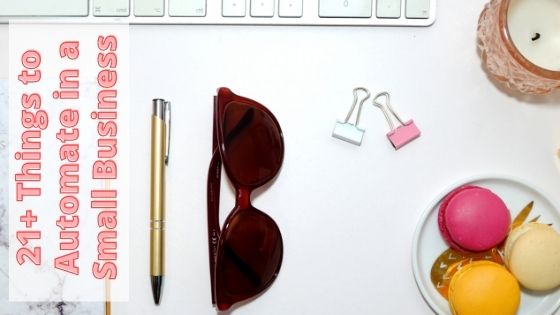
(0, 80, 103, 315)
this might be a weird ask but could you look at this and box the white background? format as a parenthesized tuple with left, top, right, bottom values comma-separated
(1, 0, 560, 314)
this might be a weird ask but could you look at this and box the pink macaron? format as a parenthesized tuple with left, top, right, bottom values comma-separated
(438, 185, 511, 252)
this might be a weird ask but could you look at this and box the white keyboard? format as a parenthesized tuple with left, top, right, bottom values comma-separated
(0, 0, 435, 26)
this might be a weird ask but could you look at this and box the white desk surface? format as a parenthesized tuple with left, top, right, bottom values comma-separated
(1, 0, 560, 314)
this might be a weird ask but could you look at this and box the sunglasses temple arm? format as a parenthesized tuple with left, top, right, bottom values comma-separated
(212, 96, 218, 150)
(207, 151, 222, 305)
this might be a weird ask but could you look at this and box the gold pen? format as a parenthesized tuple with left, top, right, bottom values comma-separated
(150, 99, 171, 305)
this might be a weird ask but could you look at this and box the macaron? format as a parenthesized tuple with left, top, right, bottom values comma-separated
(438, 185, 510, 252)
(504, 222, 560, 291)
(448, 261, 520, 315)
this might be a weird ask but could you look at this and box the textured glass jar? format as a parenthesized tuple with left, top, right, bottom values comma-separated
(477, 0, 560, 94)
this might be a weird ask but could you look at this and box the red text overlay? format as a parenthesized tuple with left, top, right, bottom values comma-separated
(9, 23, 130, 302)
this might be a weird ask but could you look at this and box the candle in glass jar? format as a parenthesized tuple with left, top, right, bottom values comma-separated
(507, 0, 560, 71)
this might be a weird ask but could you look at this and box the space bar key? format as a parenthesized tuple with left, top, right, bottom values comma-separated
(0, 0, 89, 16)
(319, 0, 372, 17)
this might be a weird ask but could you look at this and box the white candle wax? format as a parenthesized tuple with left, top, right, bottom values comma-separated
(507, 0, 560, 71)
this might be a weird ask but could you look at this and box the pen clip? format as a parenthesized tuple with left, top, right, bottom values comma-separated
(164, 101, 171, 165)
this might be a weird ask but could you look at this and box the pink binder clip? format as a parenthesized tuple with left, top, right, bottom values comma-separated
(373, 92, 421, 150)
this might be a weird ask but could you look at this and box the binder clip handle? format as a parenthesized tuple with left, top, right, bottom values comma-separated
(372, 92, 403, 131)
(343, 87, 371, 126)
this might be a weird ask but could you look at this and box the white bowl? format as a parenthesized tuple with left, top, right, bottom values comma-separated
(412, 175, 560, 315)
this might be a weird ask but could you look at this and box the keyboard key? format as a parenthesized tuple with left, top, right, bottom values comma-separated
(251, 0, 274, 17)
(0, 0, 88, 16)
(134, 0, 164, 16)
(222, 0, 246, 16)
(319, 0, 372, 18)
(93, 0, 130, 16)
(279, 0, 303, 17)
(170, 0, 207, 16)
(377, 0, 400, 18)
(406, 0, 429, 18)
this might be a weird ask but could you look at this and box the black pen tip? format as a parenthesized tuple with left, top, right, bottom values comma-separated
(151, 276, 163, 305)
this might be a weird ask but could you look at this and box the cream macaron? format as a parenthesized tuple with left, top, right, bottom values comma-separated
(448, 261, 520, 315)
(504, 222, 560, 291)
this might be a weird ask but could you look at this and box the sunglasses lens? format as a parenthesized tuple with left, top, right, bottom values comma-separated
(221, 101, 283, 187)
(215, 209, 283, 310)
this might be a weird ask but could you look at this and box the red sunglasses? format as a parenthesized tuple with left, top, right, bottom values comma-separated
(207, 87, 284, 311)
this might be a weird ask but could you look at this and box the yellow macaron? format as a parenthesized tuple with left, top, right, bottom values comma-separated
(448, 261, 520, 315)
(504, 222, 560, 291)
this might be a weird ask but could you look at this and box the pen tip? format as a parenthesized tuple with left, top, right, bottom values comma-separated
(151, 276, 163, 305)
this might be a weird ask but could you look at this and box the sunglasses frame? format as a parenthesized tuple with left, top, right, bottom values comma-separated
(207, 87, 284, 310)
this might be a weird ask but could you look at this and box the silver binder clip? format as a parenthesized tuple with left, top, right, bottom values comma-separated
(332, 87, 371, 146)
